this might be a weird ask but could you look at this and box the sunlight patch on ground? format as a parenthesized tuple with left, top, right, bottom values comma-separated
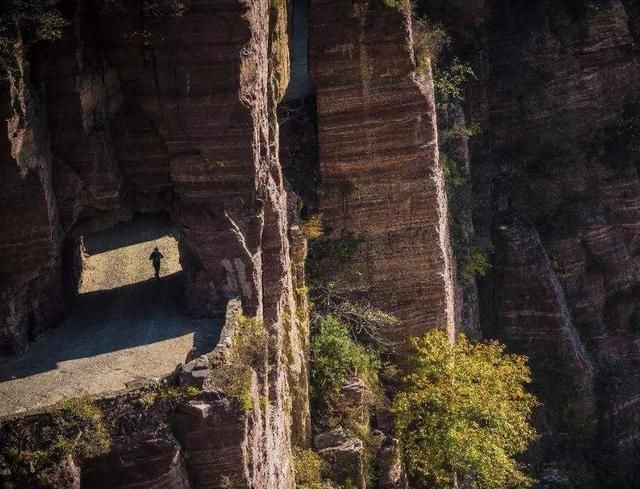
(79, 234, 181, 293)
(0, 217, 222, 418)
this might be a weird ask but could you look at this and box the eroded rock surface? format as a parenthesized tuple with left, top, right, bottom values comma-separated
(427, 0, 640, 484)
(309, 0, 456, 359)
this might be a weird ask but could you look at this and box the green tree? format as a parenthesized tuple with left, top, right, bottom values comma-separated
(0, 0, 67, 71)
(0, 0, 68, 76)
(392, 330, 538, 489)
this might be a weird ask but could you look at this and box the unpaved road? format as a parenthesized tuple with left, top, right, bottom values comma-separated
(0, 217, 221, 417)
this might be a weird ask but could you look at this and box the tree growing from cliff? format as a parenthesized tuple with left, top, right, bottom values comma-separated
(0, 0, 67, 74)
(392, 330, 538, 489)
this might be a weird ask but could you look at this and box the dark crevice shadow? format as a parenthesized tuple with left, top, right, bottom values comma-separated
(84, 213, 180, 255)
(0, 273, 222, 382)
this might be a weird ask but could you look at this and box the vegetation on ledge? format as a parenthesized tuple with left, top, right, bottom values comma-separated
(0, 397, 111, 488)
(209, 315, 267, 414)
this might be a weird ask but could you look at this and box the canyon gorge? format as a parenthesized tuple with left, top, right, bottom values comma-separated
(1, 0, 640, 488)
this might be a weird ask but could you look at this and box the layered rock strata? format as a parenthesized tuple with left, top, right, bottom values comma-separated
(0, 0, 308, 487)
(308, 0, 456, 356)
(427, 0, 640, 484)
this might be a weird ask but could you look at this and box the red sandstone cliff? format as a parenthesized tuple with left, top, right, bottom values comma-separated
(6, 0, 640, 487)
(0, 0, 307, 487)
(309, 0, 456, 357)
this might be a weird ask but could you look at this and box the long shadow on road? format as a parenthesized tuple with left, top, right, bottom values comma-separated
(0, 273, 221, 383)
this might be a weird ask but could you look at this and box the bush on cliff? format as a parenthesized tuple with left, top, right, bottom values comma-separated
(293, 447, 325, 489)
(301, 213, 325, 241)
(0, 0, 68, 73)
(412, 17, 450, 76)
(209, 315, 267, 413)
(0, 397, 111, 488)
(392, 330, 538, 489)
(311, 315, 381, 399)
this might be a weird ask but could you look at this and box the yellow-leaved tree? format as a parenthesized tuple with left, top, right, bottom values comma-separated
(392, 330, 538, 489)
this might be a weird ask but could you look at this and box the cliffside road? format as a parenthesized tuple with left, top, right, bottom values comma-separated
(0, 218, 221, 418)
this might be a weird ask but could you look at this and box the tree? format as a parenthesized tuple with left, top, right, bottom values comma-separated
(0, 0, 67, 73)
(392, 330, 538, 489)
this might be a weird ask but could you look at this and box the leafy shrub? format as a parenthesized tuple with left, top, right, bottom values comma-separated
(311, 286, 399, 352)
(460, 240, 492, 284)
(382, 0, 411, 13)
(392, 330, 538, 489)
(434, 58, 476, 111)
(311, 315, 381, 399)
(441, 152, 467, 189)
(412, 17, 450, 76)
(293, 447, 324, 489)
(0, 397, 111, 487)
(210, 315, 268, 413)
(0, 0, 68, 73)
(301, 214, 325, 241)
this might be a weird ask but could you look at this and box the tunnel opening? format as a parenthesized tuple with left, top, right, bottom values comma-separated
(78, 212, 182, 294)
(0, 212, 221, 417)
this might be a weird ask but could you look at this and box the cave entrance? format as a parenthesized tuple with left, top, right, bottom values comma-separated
(0, 213, 221, 417)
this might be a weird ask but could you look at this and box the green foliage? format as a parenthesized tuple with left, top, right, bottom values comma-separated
(210, 315, 267, 413)
(392, 330, 538, 489)
(442, 152, 467, 189)
(311, 286, 400, 352)
(0, 0, 68, 73)
(301, 214, 325, 241)
(434, 58, 476, 111)
(412, 17, 450, 76)
(0, 397, 111, 487)
(293, 447, 325, 489)
(311, 316, 381, 399)
(441, 148, 491, 288)
(441, 122, 482, 145)
(382, 0, 412, 13)
(460, 240, 492, 284)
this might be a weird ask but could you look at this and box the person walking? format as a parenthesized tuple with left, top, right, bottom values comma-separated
(149, 247, 164, 279)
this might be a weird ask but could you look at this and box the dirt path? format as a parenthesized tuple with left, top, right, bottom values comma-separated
(0, 217, 221, 418)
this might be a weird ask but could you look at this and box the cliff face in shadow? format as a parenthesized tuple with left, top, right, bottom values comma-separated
(5, 0, 640, 487)
(425, 0, 640, 486)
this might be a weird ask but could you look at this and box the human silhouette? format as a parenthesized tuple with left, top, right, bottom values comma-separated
(149, 247, 164, 279)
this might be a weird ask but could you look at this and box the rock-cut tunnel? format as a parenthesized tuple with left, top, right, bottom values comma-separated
(0, 213, 221, 417)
